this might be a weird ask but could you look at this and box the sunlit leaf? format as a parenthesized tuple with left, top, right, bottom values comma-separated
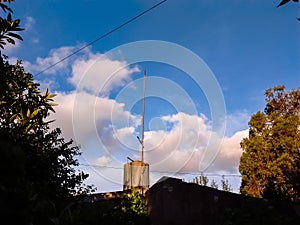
(48, 102, 59, 107)
(43, 88, 49, 97)
(46, 93, 57, 100)
(30, 108, 41, 119)
(26, 109, 30, 118)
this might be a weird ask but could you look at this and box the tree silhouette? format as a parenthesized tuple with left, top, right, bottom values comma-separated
(0, 1, 94, 224)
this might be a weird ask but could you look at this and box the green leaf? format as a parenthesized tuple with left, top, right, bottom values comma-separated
(24, 124, 32, 133)
(26, 109, 30, 118)
(9, 113, 19, 122)
(48, 102, 59, 107)
(43, 88, 49, 97)
(0, 3, 13, 13)
(7, 32, 23, 41)
(46, 93, 57, 100)
(30, 108, 41, 119)
(7, 12, 12, 21)
(11, 27, 24, 31)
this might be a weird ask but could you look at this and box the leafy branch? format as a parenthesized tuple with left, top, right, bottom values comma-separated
(277, 0, 300, 21)
(0, 0, 23, 49)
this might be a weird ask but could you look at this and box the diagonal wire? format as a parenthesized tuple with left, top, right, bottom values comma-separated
(34, 0, 168, 77)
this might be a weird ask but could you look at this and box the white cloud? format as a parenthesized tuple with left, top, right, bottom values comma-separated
(2, 40, 21, 55)
(70, 53, 139, 95)
(49, 91, 139, 148)
(143, 113, 211, 169)
(208, 129, 248, 173)
(24, 16, 35, 30)
(30, 44, 249, 191)
(23, 44, 139, 96)
(38, 78, 59, 92)
(226, 110, 250, 136)
(139, 112, 248, 174)
(49, 90, 248, 190)
(95, 156, 112, 167)
(31, 37, 40, 43)
(23, 45, 79, 75)
(50, 89, 248, 180)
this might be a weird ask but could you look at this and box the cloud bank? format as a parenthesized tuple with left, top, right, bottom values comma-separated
(26, 44, 249, 192)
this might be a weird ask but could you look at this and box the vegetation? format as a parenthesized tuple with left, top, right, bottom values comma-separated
(193, 173, 209, 186)
(221, 175, 233, 192)
(0, 1, 94, 224)
(192, 174, 232, 192)
(0, 0, 23, 49)
(75, 189, 149, 225)
(224, 197, 299, 225)
(239, 85, 300, 202)
(276, 0, 300, 21)
(0, 56, 95, 224)
(210, 179, 219, 190)
(121, 188, 148, 218)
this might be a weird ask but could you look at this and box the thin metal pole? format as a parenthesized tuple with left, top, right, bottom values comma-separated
(141, 70, 146, 162)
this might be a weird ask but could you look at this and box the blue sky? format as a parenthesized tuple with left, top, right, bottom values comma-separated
(4, 0, 300, 193)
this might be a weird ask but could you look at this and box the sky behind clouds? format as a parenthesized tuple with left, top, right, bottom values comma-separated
(4, 0, 300, 193)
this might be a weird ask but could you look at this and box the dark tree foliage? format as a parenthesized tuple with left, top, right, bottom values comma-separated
(0, 51, 94, 225)
(276, 0, 300, 21)
(224, 198, 299, 225)
(75, 189, 149, 225)
(0, 0, 23, 49)
(239, 85, 300, 202)
(277, 0, 299, 7)
(0, 1, 93, 224)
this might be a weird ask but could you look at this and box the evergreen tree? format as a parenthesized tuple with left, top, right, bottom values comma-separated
(239, 85, 300, 202)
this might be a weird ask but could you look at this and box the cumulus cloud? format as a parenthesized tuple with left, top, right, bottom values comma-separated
(23, 45, 80, 75)
(49, 91, 139, 147)
(143, 113, 211, 169)
(50, 89, 248, 179)
(26, 44, 249, 191)
(50, 90, 248, 189)
(23, 44, 139, 96)
(138, 112, 248, 174)
(70, 53, 139, 95)
(208, 129, 248, 173)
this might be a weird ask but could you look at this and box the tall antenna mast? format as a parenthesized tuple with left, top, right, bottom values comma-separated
(141, 70, 146, 162)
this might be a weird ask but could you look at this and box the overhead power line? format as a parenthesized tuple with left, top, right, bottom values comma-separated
(79, 163, 242, 177)
(34, 0, 168, 77)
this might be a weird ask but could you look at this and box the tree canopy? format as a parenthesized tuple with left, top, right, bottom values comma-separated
(0, 1, 93, 224)
(239, 85, 300, 202)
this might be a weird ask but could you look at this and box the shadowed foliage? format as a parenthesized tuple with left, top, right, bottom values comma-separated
(276, 0, 300, 21)
(0, 1, 94, 224)
(0, 0, 23, 49)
